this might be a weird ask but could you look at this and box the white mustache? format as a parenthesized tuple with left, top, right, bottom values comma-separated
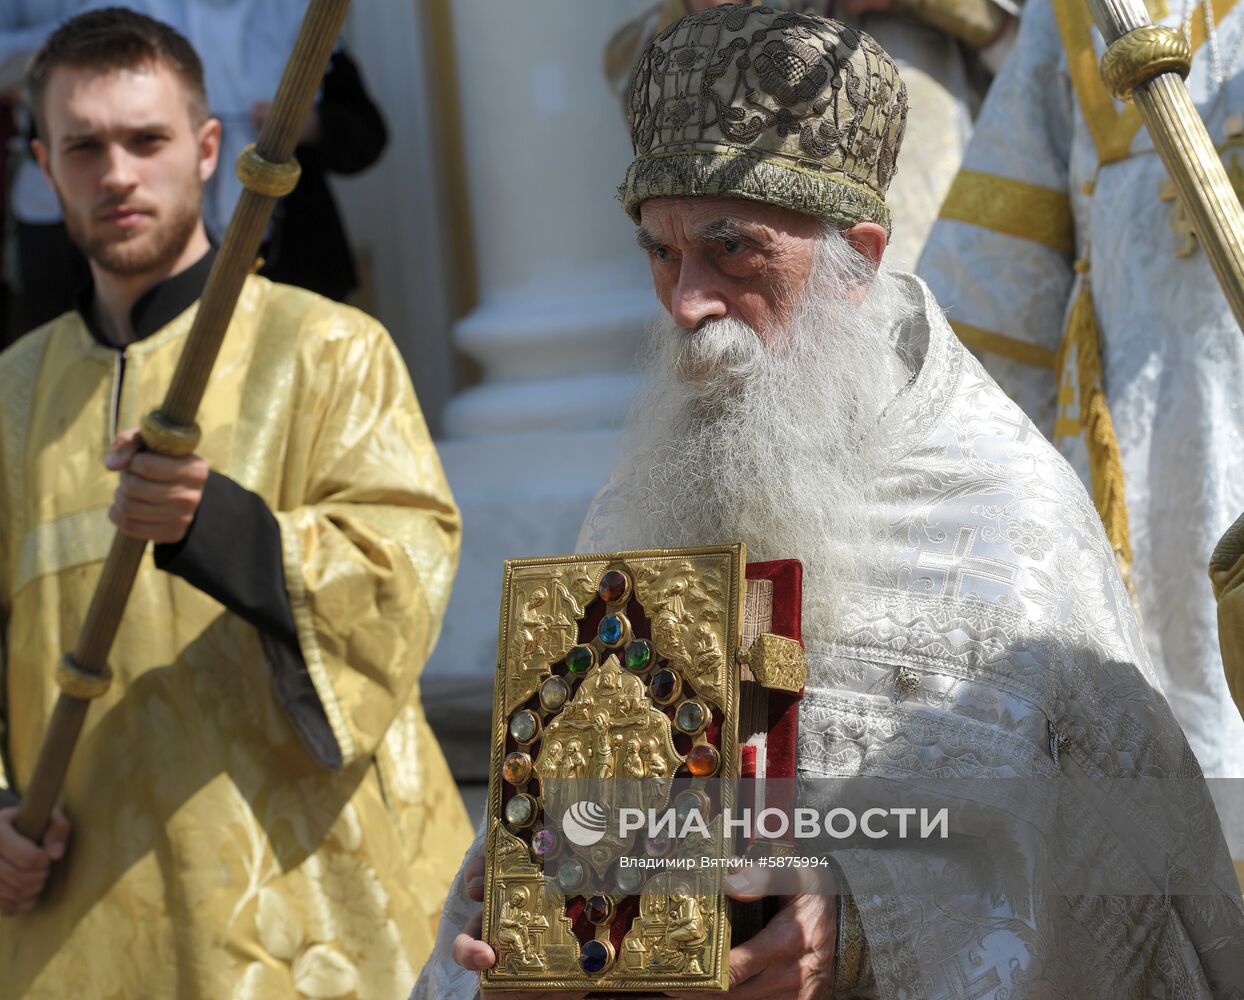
(593, 229, 918, 643)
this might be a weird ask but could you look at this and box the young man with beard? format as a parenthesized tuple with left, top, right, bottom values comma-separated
(415, 6, 1244, 999)
(0, 9, 470, 997)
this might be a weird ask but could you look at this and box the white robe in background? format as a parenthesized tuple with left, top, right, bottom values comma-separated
(917, 0, 1244, 779)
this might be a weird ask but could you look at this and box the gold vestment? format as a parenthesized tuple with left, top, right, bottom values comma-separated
(0, 276, 471, 998)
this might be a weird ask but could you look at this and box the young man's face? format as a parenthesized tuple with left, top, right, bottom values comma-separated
(33, 60, 220, 277)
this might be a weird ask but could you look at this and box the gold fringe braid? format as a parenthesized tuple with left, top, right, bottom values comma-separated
(1060, 274, 1136, 581)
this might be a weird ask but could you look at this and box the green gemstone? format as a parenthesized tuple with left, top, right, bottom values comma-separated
(624, 639, 652, 672)
(566, 645, 595, 674)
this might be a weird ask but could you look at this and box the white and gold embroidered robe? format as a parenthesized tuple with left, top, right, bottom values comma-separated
(0, 276, 472, 998)
(917, 0, 1244, 778)
(415, 274, 1244, 1000)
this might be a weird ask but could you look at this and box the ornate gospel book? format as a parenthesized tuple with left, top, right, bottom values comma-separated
(481, 545, 806, 993)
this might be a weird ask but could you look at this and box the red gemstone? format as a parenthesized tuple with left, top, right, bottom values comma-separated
(687, 744, 720, 778)
(599, 570, 629, 603)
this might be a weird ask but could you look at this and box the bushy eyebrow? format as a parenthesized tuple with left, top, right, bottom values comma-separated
(696, 219, 748, 243)
(635, 226, 664, 252)
(636, 218, 764, 252)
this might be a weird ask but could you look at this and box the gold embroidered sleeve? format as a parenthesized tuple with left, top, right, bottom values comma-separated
(274, 310, 461, 768)
(898, 0, 1012, 48)
(835, 891, 869, 992)
(1210, 512, 1244, 721)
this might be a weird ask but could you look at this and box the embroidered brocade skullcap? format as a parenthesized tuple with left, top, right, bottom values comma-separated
(620, 4, 908, 235)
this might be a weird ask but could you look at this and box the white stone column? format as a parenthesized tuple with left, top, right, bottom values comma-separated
(423, 0, 661, 776)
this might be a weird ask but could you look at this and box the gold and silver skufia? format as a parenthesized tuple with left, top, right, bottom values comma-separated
(482, 546, 747, 992)
(620, 4, 909, 234)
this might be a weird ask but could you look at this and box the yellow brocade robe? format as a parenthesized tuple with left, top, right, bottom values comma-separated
(0, 276, 471, 999)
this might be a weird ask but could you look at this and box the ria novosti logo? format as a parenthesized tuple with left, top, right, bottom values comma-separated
(561, 801, 610, 847)
(557, 798, 949, 844)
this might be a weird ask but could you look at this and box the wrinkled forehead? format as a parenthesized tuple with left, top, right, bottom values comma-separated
(637, 195, 825, 244)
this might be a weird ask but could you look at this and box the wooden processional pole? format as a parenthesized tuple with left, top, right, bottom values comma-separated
(1088, 0, 1244, 332)
(14, 0, 352, 841)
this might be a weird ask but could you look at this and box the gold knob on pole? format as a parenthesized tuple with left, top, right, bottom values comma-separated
(55, 654, 113, 700)
(140, 410, 202, 457)
(235, 143, 301, 198)
(1101, 25, 1191, 101)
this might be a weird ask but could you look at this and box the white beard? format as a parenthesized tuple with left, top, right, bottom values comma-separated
(588, 232, 918, 626)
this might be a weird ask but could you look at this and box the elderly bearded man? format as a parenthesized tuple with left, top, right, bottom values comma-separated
(414, 6, 1244, 1000)
(0, 9, 471, 997)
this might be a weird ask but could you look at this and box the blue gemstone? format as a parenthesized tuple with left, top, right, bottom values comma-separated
(599, 615, 624, 646)
(580, 940, 611, 974)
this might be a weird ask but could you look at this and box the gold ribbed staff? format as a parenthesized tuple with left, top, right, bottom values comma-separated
(1088, 0, 1244, 331)
(14, 0, 352, 841)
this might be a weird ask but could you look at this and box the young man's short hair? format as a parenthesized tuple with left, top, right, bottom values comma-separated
(25, 6, 209, 139)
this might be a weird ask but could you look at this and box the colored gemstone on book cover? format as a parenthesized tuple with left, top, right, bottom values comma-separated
(598, 613, 626, 646)
(646, 831, 671, 856)
(565, 644, 595, 673)
(675, 700, 708, 735)
(539, 675, 570, 710)
(615, 864, 643, 893)
(532, 829, 557, 858)
(504, 793, 537, 829)
(509, 709, 540, 744)
(580, 940, 612, 975)
(650, 668, 681, 704)
(674, 789, 707, 822)
(502, 752, 532, 785)
(598, 569, 629, 603)
(625, 639, 652, 672)
(557, 859, 586, 893)
(687, 744, 720, 778)
(585, 894, 614, 924)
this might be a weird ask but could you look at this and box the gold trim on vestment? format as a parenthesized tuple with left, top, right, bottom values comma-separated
(940, 170, 1075, 254)
(1053, 277, 1134, 574)
(950, 319, 1061, 370)
(275, 511, 358, 766)
(1052, 0, 1238, 164)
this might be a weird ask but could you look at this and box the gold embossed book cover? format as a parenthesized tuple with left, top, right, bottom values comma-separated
(480, 545, 807, 993)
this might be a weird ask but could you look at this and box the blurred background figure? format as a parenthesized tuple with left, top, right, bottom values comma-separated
(253, 47, 387, 302)
(2, 1, 99, 342)
(917, 0, 1244, 782)
(131, 1, 387, 301)
(1, 0, 385, 346)
(605, 0, 1020, 268)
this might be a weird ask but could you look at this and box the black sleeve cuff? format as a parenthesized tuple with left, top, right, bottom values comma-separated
(154, 473, 343, 769)
(154, 471, 299, 650)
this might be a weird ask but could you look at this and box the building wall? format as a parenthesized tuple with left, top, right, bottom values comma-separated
(333, 1, 661, 776)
